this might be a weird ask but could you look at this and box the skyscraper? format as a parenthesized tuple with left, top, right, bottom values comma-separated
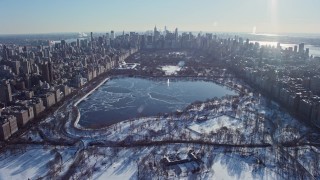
(111, 31, 115, 40)
(175, 28, 178, 41)
(2, 45, 8, 60)
(60, 40, 66, 49)
(42, 60, 53, 84)
(105, 33, 110, 46)
(306, 48, 310, 57)
(21, 60, 31, 75)
(154, 26, 157, 35)
(294, 45, 298, 52)
(299, 43, 305, 54)
(91, 32, 94, 42)
(42, 62, 50, 83)
(0, 80, 12, 104)
(77, 39, 80, 48)
(48, 59, 53, 83)
(164, 26, 167, 36)
(154, 26, 159, 41)
(11, 61, 20, 75)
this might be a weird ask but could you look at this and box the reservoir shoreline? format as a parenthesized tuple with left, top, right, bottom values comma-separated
(73, 77, 110, 129)
(74, 75, 239, 129)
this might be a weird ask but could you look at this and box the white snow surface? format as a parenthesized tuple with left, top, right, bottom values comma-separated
(0, 146, 76, 180)
(161, 65, 181, 75)
(188, 115, 242, 134)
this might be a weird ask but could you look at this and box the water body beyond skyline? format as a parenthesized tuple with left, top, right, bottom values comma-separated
(77, 77, 237, 128)
(250, 40, 320, 57)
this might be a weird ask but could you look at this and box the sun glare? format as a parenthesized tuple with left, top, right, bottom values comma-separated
(270, 0, 278, 33)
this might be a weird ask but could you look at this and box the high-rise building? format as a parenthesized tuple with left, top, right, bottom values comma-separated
(21, 60, 31, 75)
(288, 47, 293, 52)
(299, 43, 305, 54)
(164, 26, 167, 36)
(140, 35, 146, 48)
(154, 26, 157, 37)
(239, 38, 243, 45)
(32, 64, 39, 75)
(61, 40, 66, 49)
(98, 36, 104, 46)
(80, 39, 88, 48)
(129, 32, 135, 38)
(41, 60, 53, 84)
(48, 59, 53, 83)
(77, 39, 80, 47)
(175, 28, 178, 41)
(105, 33, 110, 46)
(310, 76, 320, 93)
(306, 48, 310, 57)
(246, 39, 249, 46)
(0, 80, 12, 104)
(24, 75, 31, 89)
(44, 48, 50, 58)
(294, 45, 298, 52)
(91, 32, 94, 42)
(111, 31, 115, 40)
(206, 33, 213, 40)
(11, 61, 20, 75)
(42, 62, 50, 83)
(153, 26, 159, 41)
(2, 46, 8, 60)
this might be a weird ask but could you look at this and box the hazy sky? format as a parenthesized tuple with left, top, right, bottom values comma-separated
(1, 0, 319, 34)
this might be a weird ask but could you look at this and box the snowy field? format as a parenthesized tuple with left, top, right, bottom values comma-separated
(160, 65, 181, 75)
(188, 115, 243, 134)
(0, 145, 77, 180)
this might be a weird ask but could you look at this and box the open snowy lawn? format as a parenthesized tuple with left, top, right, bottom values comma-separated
(0, 148, 54, 180)
(91, 147, 153, 180)
(160, 65, 181, 75)
(0, 146, 77, 180)
(210, 153, 277, 180)
(188, 115, 243, 134)
(95, 159, 137, 180)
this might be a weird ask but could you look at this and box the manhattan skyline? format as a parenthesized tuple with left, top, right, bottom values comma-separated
(1, 0, 320, 35)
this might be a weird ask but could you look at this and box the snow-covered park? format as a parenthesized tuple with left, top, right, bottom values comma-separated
(0, 78, 319, 179)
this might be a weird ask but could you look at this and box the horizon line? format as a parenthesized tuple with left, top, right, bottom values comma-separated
(1, 30, 320, 36)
